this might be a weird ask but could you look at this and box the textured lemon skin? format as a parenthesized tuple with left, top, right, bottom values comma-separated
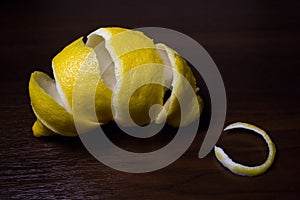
(53, 37, 113, 123)
(29, 71, 77, 136)
(52, 37, 92, 111)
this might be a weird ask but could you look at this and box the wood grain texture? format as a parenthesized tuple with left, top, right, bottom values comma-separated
(1, 0, 300, 199)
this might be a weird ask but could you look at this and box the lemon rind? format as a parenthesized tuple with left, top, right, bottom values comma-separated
(214, 122, 276, 176)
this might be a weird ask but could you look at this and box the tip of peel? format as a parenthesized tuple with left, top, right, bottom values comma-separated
(32, 120, 55, 137)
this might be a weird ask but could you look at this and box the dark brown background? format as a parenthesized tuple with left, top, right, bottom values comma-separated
(1, 0, 300, 199)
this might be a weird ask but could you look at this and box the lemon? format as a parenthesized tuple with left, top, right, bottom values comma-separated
(29, 27, 203, 133)
(214, 122, 276, 176)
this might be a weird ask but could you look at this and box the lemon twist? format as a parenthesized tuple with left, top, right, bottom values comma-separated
(214, 122, 276, 176)
(29, 27, 203, 137)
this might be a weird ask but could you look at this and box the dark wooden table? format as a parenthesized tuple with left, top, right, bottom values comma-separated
(1, 0, 300, 199)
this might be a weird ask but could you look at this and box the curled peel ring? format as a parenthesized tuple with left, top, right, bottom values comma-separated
(214, 122, 276, 176)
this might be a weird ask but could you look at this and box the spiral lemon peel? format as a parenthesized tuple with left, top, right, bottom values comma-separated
(29, 27, 203, 136)
(215, 122, 276, 176)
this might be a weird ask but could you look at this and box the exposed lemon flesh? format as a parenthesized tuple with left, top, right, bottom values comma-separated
(214, 122, 276, 176)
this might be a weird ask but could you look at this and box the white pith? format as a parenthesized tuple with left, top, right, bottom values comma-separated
(52, 64, 71, 112)
(86, 30, 117, 90)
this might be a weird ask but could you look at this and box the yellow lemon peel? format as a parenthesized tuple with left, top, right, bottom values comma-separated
(214, 122, 276, 176)
(29, 27, 203, 136)
(29, 71, 77, 136)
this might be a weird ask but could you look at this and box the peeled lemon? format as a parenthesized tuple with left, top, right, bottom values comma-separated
(29, 27, 203, 136)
